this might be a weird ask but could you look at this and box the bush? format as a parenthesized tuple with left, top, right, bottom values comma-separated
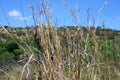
(0, 52, 14, 66)
(5, 41, 19, 52)
(0, 42, 7, 54)
(13, 49, 23, 55)
(13, 49, 24, 60)
(0, 47, 6, 54)
(16, 30, 26, 36)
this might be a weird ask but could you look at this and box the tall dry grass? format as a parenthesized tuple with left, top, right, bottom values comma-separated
(0, 0, 120, 80)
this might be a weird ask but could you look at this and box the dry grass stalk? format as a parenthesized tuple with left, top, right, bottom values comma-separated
(0, 0, 119, 80)
(19, 54, 33, 80)
(0, 69, 16, 80)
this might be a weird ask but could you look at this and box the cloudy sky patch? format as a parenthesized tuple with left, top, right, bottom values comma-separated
(8, 10, 21, 17)
(8, 9, 31, 21)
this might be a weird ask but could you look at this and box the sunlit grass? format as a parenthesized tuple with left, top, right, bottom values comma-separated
(0, 0, 120, 80)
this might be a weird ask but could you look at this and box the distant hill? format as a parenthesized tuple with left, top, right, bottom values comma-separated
(0, 26, 120, 41)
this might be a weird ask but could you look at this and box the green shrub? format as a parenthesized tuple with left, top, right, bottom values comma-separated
(0, 52, 14, 65)
(5, 41, 19, 52)
(0, 42, 7, 54)
(13, 49, 24, 60)
(13, 49, 23, 55)
(0, 47, 6, 54)
(16, 30, 26, 36)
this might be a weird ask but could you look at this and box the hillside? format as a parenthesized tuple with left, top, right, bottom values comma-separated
(0, 26, 120, 40)
(0, 25, 120, 80)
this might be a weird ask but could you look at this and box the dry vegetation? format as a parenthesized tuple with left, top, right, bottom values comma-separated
(0, 0, 120, 80)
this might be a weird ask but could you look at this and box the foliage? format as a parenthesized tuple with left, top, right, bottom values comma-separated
(13, 49, 23, 55)
(16, 30, 26, 36)
(0, 52, 14, 66)
(13, 49, 24, 60)
(5, 41, 19, 52)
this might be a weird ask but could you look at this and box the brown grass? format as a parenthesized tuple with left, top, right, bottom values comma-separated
(0, 0, 120, 80)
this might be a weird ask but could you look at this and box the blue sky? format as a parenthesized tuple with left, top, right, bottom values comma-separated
(0, 0, 120, 30)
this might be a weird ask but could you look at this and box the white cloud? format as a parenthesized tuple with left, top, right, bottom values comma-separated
(8, 9, 32, 21)
(8, 10, 21, 17)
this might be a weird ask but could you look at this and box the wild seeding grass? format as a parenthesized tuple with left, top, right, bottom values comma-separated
(0, 0, 120, 80)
